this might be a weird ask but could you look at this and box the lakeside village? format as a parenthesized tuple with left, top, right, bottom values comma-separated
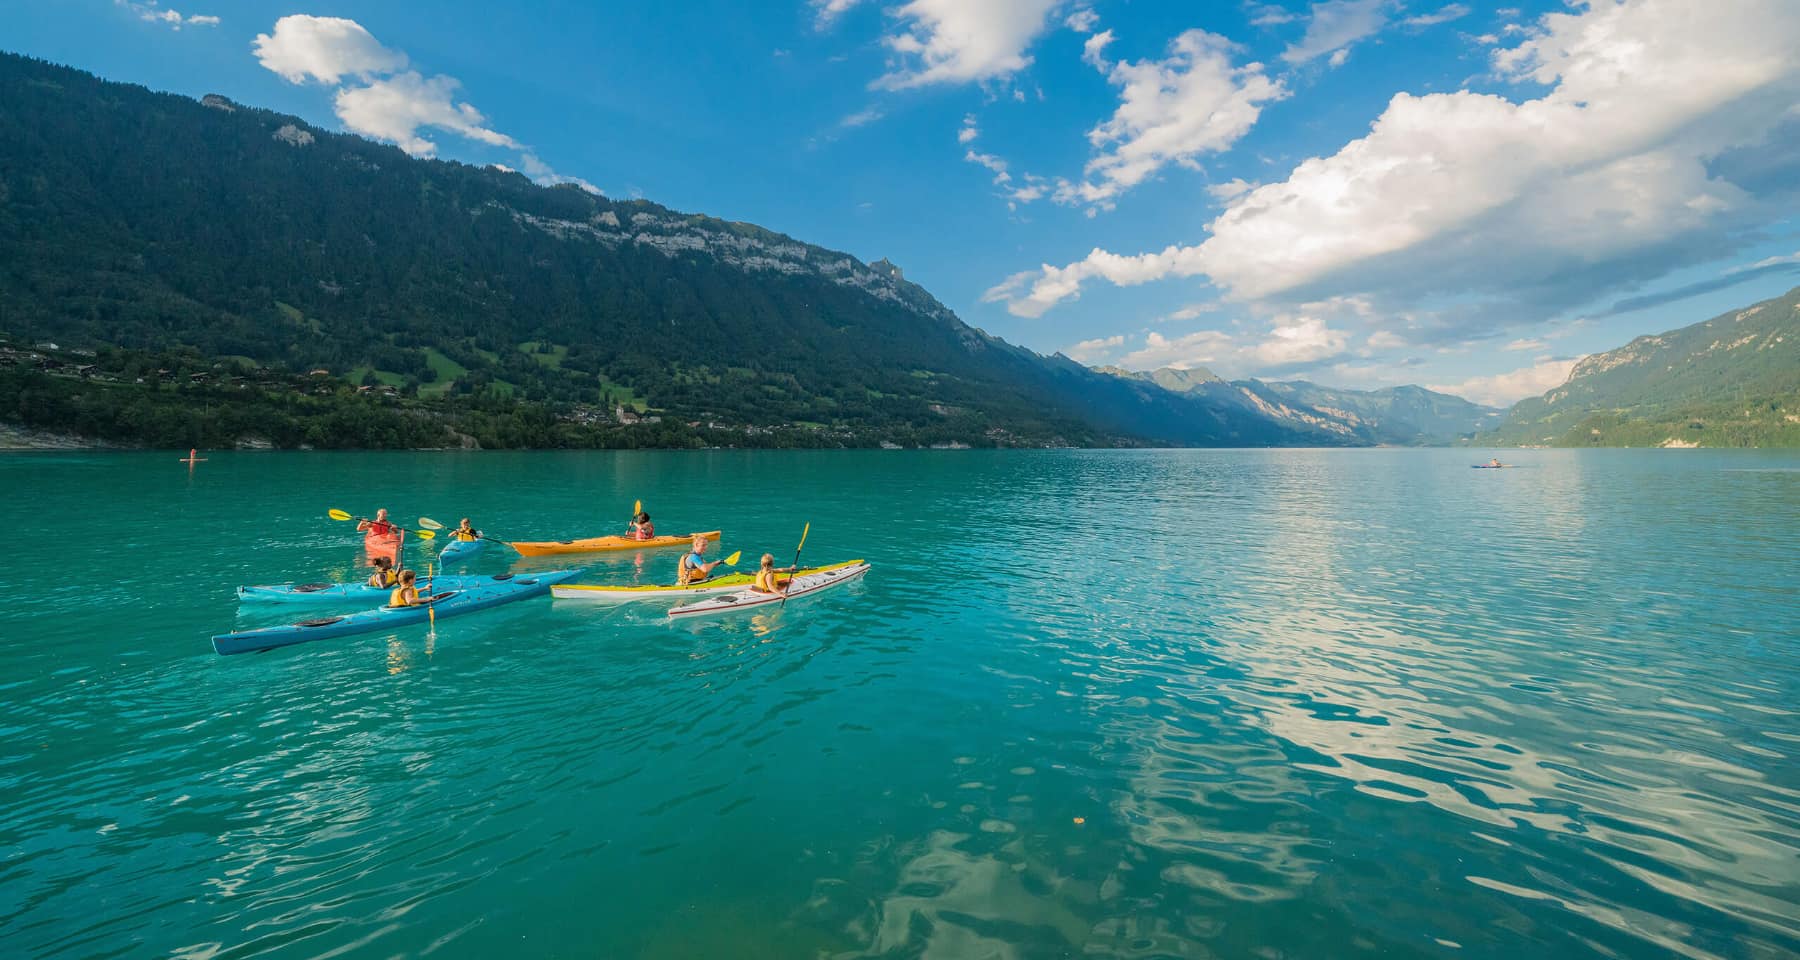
(0, 339, 981, 449)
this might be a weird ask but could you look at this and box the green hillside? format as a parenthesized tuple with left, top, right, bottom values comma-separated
(1477, 286, 1800, 448)
(0, 51, 1331, 449)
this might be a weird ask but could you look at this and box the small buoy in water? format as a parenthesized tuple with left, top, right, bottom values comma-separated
(1072, 817, 1086, 825)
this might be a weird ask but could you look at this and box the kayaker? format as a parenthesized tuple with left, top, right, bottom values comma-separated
(629, 511, 655, 541)
(676, 535, 721, 584)
(358, 508, 396, 537)
(751, 553, 798, 594)
(366, 555, 399, 588)
(388, 569, 419, 607)
(454, 518, 480, 541)
(1488, 458, 1504, 467)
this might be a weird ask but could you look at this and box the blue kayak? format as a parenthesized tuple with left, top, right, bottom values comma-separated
(439, 537, 488, 564)
(214, 570, 578, 655)
(239, 573, 494, 604)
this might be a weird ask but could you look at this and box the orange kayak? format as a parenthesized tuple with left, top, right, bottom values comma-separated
(508, 530, 721, 556)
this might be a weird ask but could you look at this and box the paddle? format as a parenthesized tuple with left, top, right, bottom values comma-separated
(418, 516, 505, 544)
(327, 509, 436, 540)
(781, 522, 810, 607)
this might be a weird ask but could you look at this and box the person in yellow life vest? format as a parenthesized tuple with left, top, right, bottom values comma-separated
(752, 553, 799, 594)
(389, 569, 420, 607)
(454, 518, 480, 541)
(676, 535, 721, 584)
(365, 555, 399, 589)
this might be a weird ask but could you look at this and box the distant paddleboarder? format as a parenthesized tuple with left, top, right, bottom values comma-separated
(180, 448, 205, 464)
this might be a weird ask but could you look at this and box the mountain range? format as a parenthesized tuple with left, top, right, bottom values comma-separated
(1477, 285, 1800, 448)
(1, 52, 1783, 450)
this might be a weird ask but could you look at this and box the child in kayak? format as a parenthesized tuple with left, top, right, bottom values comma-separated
(454, 518, 481, 541)
(629, 511, 655, 541)
(388, 569, 419, 607)
(366, 555, 399, 588)
(677, 535, 721, 584)
(752, 554, 798, 594)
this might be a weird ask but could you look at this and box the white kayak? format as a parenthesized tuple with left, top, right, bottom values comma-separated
(666, 562, 870, 618)
(551, 560, 863, 605)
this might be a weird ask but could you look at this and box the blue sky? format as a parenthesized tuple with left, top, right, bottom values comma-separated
(9, 0, 1799, 405)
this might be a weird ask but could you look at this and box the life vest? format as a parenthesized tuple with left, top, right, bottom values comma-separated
(456, 529, 477, 541)
(678, 551, 707, 584)
(370, 569, 398, 588)
(367, 519, 395, 536)
(389, 585, 416, 607)
(633, 522, 654, 541)
(754, 568, 784, 593)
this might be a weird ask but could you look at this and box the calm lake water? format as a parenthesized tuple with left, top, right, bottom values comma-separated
(1, 449, 1796, 959)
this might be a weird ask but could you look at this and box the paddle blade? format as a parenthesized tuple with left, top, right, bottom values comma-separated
(416, 529, 436, 541)
(796, 522, 810, 553)
(328, 509, 352, 522)
(634, 499, 642, 516)
(418, 517, 445, 530)
(724, 550, 742, 566)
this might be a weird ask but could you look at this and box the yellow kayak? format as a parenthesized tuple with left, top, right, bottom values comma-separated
(550, 560, 862, 604)
(508, 530, 721, 556)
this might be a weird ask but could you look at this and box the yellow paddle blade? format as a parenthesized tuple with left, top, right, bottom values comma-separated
(418, 517, 445, 530)
(724, 550, 742, 566)
(328, 509, 352, 521)
(416, 529, 436, 541)
(633, 499, 642, 516)
(796, 522, 810, 553)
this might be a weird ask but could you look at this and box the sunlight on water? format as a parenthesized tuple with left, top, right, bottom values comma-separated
(0, 449, 1795, 959)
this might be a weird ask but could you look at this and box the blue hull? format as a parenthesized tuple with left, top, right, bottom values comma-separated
(215, 570, 578, 655)
(439, 538, 487, 564)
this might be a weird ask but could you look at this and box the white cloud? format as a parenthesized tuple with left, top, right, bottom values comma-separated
(1065, 8, 1100, 33)
(1430, 356, 1581, 407)
(840, 106, 884, 128)
(1065, 334, 1124, 362)
(873, 0, 1062, 90)
(965, 149, 1012, 185)
(334, 72, 517, 158)
(1504, 337, 1547, 351)
(1364, 329, 1407, 349)
(812, 0, 866, 28)
(253, 15, 406, 84)
(1248, 4, 1298, 27)
(1114, 314, 1349, 374)
(958, 114, 980, 143)
(1327, 48, 1351, 68)
(1055, 30, 1285, 210)
(1160, 302, 1221, 322)
(1081, 30, 1115, 70)
(1282, 0, 1390, 66)
(1206, 177, 1257, 201)
(1403, 4, 1469, 28)
(518, 152, 601, 194)
(118, 1, 219, 30)
(253, 16, 597, 191)
(1118, 329, 1237, 370)
(1745, 249, 1800, 270)
(991, 0, 1800, 327)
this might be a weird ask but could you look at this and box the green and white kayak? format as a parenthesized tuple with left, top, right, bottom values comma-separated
(550, 559, 863, 605)
(238, 573, 494, 604)
(214, 570, 578, 655)
(666, 561, 869, 618)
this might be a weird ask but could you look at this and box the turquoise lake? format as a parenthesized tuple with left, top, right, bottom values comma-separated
(1, 449, 1796, 959)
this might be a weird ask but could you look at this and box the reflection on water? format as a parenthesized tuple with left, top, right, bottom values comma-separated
(0, 449, 1794, 959)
